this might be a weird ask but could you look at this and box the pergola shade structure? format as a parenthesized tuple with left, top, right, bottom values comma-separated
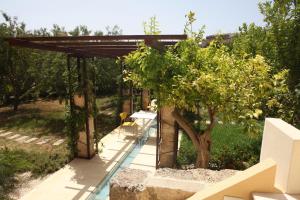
(6, 35, 187, 58)
(5, 34, 187, 166)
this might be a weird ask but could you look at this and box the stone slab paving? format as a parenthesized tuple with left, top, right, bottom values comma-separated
(129, 130, 156, 173)
(16, 135, 30, 142)
(24, 137, 38, 143)
(36, 138, 51, 145)
(20, 129, 136, 200)
(53, 139, 65, 146)
(0, 131, 13, 137)
(20, 113, 157, 200)
(0, 130, 65, 146)
(8, 134, 21, 139)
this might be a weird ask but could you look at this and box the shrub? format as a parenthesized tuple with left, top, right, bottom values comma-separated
(0, 148, 70, 199)
(177, 123, 262, 170)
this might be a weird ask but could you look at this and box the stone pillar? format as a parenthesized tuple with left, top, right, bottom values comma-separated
(73, 57, 95, 159)
(141, 89, 150, 110)
(122, 86, 133, 115)
(122, 98, 132, 114)
(158, 106, 178, 168)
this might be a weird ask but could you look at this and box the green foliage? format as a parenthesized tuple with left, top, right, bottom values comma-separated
(69, 25, 91, 36)
(232, 0, 300, 124)
(91, 58, 120, 95)
(176, 134, 197, 165)
(0, 12, 123, 109)
(0, 111, 66, 136)
(184, 11, 205, 39)
(143, 16, 161, 35)
(177, 123, 262, 170)
(105, 25, 123, 36)
(125, 38, 289, 134)
(0, 148, 69, 199)
(231, 23, 277, 67)
(64, 105, 85, 157)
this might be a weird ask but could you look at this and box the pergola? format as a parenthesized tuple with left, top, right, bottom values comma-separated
(6, 35, 186, 57)
(5, 34, 187, 168)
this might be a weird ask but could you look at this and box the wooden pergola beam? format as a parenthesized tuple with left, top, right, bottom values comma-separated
(8, 39, 90, 56)
(37, 41, 178, 46)
(66, 45, 137, 49)
(6, 35, 187, 58)
(9, 34, 187, 42)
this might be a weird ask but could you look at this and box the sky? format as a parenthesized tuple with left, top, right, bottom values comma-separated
(0, 0, 266, 36)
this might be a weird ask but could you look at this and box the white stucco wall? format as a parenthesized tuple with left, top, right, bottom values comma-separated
(260, 118, 300, 194)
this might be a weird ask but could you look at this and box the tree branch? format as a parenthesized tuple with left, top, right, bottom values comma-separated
(172, 109, 199, 147)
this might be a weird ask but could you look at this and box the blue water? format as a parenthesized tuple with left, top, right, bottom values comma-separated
(88, 127, 154, 200)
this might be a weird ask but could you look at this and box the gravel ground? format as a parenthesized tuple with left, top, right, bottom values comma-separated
(111, 168, 151, 192)
(155, 168, 239, 183)
(10, 172, 50, 200)
(111, 167, 239, 193)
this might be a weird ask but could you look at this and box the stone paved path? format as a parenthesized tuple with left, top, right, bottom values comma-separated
(0, 131, 13, 137)
(53, 139, 65, 146)
(16, 136, 30, 142)
(0, 129, 65, 146)
(8, 134, 21, 139)
(36, 138, 51, 145)
(24, 137, 38, 143)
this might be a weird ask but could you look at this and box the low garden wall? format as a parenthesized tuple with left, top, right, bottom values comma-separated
(110, 168, 237, 200)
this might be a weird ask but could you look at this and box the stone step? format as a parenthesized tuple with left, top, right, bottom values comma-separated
(0, 131, 13, 137)
(16, 135, 30, 142)
(53, 139, 65, 146)
(7, 134, 21, 139)
(252, 193, 300, 200)
(24, 137, 38, 143)
(36, 138, 51, 145)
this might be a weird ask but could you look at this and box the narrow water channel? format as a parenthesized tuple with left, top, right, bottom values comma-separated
(88, 124, 155, 200)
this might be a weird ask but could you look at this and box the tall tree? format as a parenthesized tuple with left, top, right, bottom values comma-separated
(0, 13, 39, 110)
(233, 0, 300, 123)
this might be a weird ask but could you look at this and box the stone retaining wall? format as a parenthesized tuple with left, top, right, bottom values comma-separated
(110, 168, 206, 200)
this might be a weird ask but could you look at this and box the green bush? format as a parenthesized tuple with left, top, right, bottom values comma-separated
(177, 123, 262, 170)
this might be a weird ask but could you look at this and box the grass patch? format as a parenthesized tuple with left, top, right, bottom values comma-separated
(0, 96, 118, 199)
(95, 95, 119, 138)
(177, 123, 262, 170)
(0, 148, 70, 200)
(0, 100, 66, 137)
(0, 111, 66, 137)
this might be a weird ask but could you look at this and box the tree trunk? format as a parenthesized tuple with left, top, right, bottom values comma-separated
(195, 132, 211, 168)
(13, 93, 19, 111)
(172, 109, 215, 169)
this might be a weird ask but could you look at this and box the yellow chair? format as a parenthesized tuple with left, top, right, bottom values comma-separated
(119, 112, 137, 136)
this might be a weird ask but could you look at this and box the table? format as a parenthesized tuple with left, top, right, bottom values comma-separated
(130, 110, 157, 120)
(130, 111, 157, 144)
